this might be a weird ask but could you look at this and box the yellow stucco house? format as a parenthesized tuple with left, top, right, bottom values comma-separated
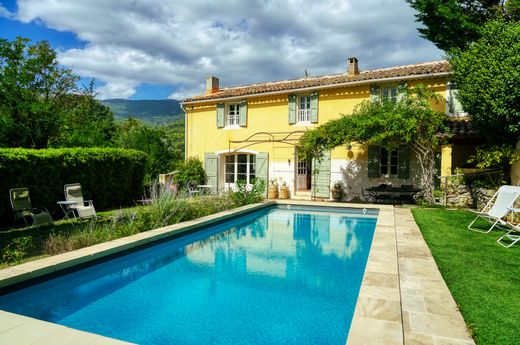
(181, 58, 479, 200)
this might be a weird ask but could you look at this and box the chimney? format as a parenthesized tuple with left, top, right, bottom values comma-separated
(205, 76, 219, 94)
(347, 57, 359, 76)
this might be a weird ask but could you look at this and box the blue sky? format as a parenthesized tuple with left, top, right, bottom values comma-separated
(0, 0, 442, 100)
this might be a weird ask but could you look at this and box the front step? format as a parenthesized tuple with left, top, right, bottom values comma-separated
(292, 191, 311, 200)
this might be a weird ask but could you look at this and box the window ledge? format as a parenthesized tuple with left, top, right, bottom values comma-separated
(292, 122, 315, 127)
(223, 125, 242, 130)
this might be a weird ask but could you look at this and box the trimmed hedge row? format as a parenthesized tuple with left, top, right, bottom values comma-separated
(0, 148, 148, 226)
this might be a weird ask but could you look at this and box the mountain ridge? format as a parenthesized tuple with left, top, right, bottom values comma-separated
(101, 99, 184, 124)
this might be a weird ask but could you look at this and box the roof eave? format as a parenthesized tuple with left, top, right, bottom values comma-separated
(182, 71, 452, 105)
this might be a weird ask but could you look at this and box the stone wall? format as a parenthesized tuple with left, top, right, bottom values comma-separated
(446, 185, 497, 209)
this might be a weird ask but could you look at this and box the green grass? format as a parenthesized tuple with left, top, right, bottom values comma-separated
(412, 208, 520, 345)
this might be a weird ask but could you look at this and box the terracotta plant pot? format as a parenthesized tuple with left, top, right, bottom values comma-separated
(268, 185, 279, 199)
(331, 189, 342, 201)
(279, 186, 290, 199)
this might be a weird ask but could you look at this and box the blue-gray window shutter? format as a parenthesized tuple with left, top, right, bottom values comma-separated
(370, 86, 380, 103)
(288, 94, 297, 124)
(216, 103, 225, 128)
(367, 145, 381, 178)
(398, 145, 410, 179)
(397, 83, 407, 102)
(310, 92, 319, 123)
(239, 101, 247, 127)
(204, 153, 218, 187)
(256, 152, 269, 196)
(311, 150, 331, 199)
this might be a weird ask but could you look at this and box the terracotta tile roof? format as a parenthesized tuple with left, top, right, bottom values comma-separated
(183, 60, 451, 103)
(441, 117, 480, 138)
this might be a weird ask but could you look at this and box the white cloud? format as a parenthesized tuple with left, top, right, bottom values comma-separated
(0, 4, 13, 18)
(14, 0, 442, 99)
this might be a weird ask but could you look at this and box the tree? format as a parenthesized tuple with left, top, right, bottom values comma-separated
(406, 0, 518, 51)
(0, 37, 117, 148)
(0, 37, 78, 148)
(298, 85, 446, 203)
(49, 82, 116, 147)
(449, 19, 520, 145)
(114, 118, 184, 181)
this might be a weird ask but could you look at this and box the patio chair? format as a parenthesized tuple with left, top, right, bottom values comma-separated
(9, 188, 53, 228)
(64, 183, 96, 219)
(497, 222, 520, 248)
(187, 181, 200, 197)
(468, 185, 520, 233)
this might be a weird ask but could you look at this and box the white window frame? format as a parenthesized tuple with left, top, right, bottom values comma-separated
(224, 153, 256, 185)
(380, 147, 399, 176)
(227, 103, 240, 127)
(382, 86, 398, 103)
(297, 95, 311, 123)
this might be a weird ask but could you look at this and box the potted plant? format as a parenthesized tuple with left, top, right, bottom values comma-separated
(331, 181, 343, 201)
(268, 179, 279, 199)
(279, 180, 290, 199)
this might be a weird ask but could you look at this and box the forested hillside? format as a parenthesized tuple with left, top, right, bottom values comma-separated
(102, 99, 184, 124)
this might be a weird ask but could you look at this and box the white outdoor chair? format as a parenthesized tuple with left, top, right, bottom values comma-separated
(497, 222, 520, 248)
(468, 185, 520, 233)
(64, 183, 97, 219)
(186, 181, 200, 198)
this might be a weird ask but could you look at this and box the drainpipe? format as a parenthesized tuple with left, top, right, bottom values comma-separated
(180, 102, 187, 160)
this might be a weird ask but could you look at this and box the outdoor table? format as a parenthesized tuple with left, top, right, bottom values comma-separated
(57, 200, 77, 219)
(365, 186, 421, 204)
(198, 184, 216, 195)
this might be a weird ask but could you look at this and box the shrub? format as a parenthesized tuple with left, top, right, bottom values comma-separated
(231, 179, 266, 207)
(173, 157, 206, 190)
(43, 193, 235, 256)
(2, 236, 32, 263)
(0, 148, 147, 225)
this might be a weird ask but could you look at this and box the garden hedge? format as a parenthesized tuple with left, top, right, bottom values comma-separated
(0, 148, 148, 226)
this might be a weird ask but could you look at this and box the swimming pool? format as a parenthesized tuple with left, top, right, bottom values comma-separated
(0, 204, 378, 345)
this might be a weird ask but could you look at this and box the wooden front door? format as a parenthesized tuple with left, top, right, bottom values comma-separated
(297, 159, 312, 191)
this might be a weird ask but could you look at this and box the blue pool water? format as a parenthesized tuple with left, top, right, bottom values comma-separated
(0, 205, 377, 345)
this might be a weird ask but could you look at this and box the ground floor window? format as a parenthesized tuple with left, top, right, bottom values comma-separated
(225, 154, 256, 184)
(380, 147, 398, 175)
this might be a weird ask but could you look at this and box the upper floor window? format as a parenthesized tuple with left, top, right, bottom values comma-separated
(380, 147, 398, 176)
(298, 95, 311, 122)
(382, 87, 398, 103)
(227, 104, 240, 126)
(370, 85, 404, 104)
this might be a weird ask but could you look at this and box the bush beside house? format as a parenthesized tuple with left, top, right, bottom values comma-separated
(0, 148, 147, 225)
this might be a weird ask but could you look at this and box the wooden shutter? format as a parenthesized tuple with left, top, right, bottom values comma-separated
(256, 152, 269, 196)
(398, 145, 410, 179)
(216, 103, 225, 128)
(367, 145, 381, 178)
(370, 86, 380, 103)
(204, 153, 218, 187)
(311, 150, 331, 199)
(397, 83, 407, 102)
(288, 94, 297, 124)
(239, 100, 247, 127)
(448, 87, 465, 115)
(310, 92, 319, 123)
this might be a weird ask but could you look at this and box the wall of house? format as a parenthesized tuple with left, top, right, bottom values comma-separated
(185, 77, 448, 197)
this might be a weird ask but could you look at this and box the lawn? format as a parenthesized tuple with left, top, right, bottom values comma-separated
(412, 208, 520, 345)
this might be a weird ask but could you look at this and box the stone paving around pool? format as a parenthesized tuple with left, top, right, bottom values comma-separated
(0, 202, 475, 345)
(347, 206, 475, 345)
